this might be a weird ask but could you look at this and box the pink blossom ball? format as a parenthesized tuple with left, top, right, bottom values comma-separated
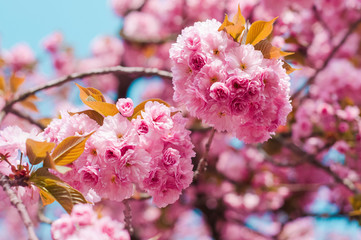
(170, 19, 292, 143)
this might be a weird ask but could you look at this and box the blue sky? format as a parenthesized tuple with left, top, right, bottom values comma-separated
(0, 0, 120, 59)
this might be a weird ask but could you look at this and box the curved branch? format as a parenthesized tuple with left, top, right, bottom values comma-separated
(37, 203, 53, 225)
(291, 17, 361, 100)
(0, 173, 38, 240)
(7, 108, 45, 130)
(120, 30, 177, 45)
(0, 66, 173, 122)
(274, 137, 358, 194)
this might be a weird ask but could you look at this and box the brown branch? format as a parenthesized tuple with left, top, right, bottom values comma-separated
(275, 137, 358, 194)
(120, 30, 177, 45)
(123, 199, 134, 236)
(0, 173, 39, 240)
(37, 203, 53, 225)
(194, 128, 216, 178)
(0, 66, 173, 123)
(312, 5, 333, 39)
(258, 145, 304, 167)
(291, 16, 361, 100)
(7, 108, 45, 130)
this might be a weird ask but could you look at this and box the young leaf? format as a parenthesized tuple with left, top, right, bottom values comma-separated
(26, 139, 55, 165)
(55, 165, 73, 174)
(218, 5, 246, 42)
(68, 110, 104, 126)
(245, 17, 278, 46)
(20, 100, 39, 112)
(254, 39, 293, 59)
(39, 189, 55, 206)
(0, 75, 5, 92)
(130, 98, 170, 120)
(75, 83, 118, 116)
(282, 61, 298, 74)
(43, 152, 56, 169)
(76, 83, 105, 102)
(39, 118, 53, 127)
(51, 133, 93, 166)
(30, 168, 87, 213)
(43, 153, 72, 174)
(10, 74, 25, 93)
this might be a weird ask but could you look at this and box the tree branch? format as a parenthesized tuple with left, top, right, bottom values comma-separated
(123, 199, 134, 237)
(37, 203, 53, 225)
(7, 108, 45, 130)
(0, 173, 38, 240)
(120, 30, 177, 45)
(274, 137, 358, 194)
(258, 145, 304, 168)
(0, 66, 173, 123)
(291, 16, 361, 100)
(194, 128, 216, 179)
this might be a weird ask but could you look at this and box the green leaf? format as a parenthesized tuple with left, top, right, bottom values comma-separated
(30, 168, 87, 213)
(51, 133, 93, 166)
(26, 139, 55, 165)
(75, 83, 118, 116)
(130, 98, 170, 120)
(68, 110, 104, 126)
(246, 17, 278, 46)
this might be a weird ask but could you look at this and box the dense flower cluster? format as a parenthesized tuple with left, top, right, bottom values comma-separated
(170, 19, 292, 143)
(1, 1, 361, 239)
(311, 59, 361, 104)
(51, 204, 130, 240)
(42, 99, 194, 207)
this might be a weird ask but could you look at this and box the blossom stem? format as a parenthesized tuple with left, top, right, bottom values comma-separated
(0, 173, 39, 240)
(194, 128, 216, 178)
(37, 203, 53, 225)
(123, 199, 134, 236)
(6, 108, 45, 130)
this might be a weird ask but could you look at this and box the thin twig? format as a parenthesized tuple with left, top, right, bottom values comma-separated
(194, 128, 216, 178)
(258, 145, 304, 167)
(0, 173, 39, 240)
(275, 137, 358, 194)
(0, 66, 173, 122)
(7, 108, 45, 130)
(37, 203, 53, 225)
(312, 5, 333, 39)
(291, 17, 361, 100)
(123, 199, 134, 236)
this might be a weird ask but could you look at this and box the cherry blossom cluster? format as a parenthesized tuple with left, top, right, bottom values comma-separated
(0, 126, 40, 204)
(51, 204, 130, 240)
(170, 19, 292, 143)
(42, 99, 194, 207)
(311, 59, 361, 104)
